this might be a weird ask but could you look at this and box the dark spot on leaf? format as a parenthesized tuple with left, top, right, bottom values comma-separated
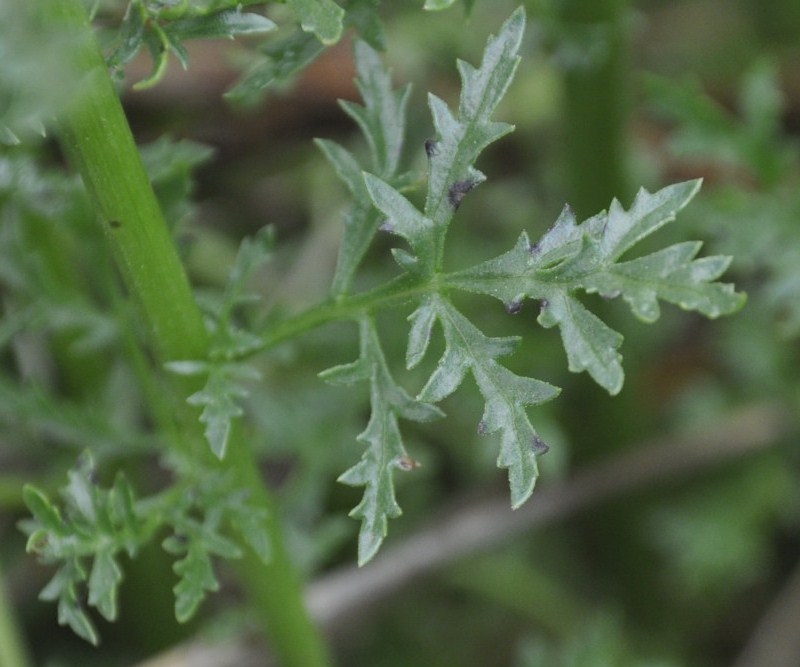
(529, 240, 541, 255)
(477, 420, 488, 435)
(424, 138, 438, 158)
(532, 435, 550, 455)
(448, 179, 477, 210)
(108, 219, 122, 229)
(506, 298, 523, 315)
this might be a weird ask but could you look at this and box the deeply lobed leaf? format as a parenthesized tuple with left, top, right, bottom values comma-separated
(445, 180, 745, 393)
(412, 297, 559, 507)
(316, 39, 412, 296)
(321, 317, 442, 565)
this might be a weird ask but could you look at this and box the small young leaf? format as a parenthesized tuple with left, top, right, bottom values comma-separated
(41, 559, 99, 646)
(23, 485, 68, 537)
(172, 541, 220, 623)
(88, 550, 123, 622)
(186, 366, 252, 459)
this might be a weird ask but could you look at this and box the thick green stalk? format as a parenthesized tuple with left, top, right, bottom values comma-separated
(0, 561, 32, 667)
(558, 0, 632, 218)
(50, 2, 330, 665)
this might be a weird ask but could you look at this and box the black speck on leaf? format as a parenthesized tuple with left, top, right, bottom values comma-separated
(109, 219, 122, 229)
(532, 435, 550, 455)
(506, 299, 523, 315)
(448, 179, 477, 210)
(424, 138, 438, 158)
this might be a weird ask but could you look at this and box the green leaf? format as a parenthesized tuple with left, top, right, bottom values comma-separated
(538, 292, 624, 394)
(445, 181, 745, 393)
(227, 495, 271, 564)
(108, 1, 147, 73)
(40, 559, 99, 646)
(165, 9, 277, 41)
(211, 225, 275, 356)
(323, 317, 443, 565)
(359, 8, 525, 276)
(23, 485, 68, 537)
(341, 41, 411, 177)
(424, 7, 524, 229)
(226, 30, 326, 104)
(186, 364, 257, 459)
(343, 0, 385, 50)
(318, 39, 412, 296)
(287, 0, 345, 45)
(172, 541, 220, 623)
(88, 550, 123, 622)
(414, 297, 559, 507)
(364, 173, 435, 271)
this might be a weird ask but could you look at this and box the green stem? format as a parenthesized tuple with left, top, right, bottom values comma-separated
(0, 561, 33, 667)
(51, 2, 330, 665)
(558, 0, 632, 218)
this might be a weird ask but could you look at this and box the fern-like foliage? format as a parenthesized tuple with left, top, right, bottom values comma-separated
(20, 453, 270, 641)
(318, 7, 744, 564)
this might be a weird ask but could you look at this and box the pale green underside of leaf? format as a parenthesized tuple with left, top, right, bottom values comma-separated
(321, 317, 442, 565)
(412, 296, 559, 508)
(424, 8, 524, 232)
(444, 180, 746, 393)
(318, 39, 411, 296)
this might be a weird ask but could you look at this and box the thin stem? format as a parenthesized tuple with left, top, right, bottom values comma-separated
(51, 2, 330, 665)
(258, 274, 427, 352)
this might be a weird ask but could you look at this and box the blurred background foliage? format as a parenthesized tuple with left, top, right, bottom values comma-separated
(2, 0, 800, 665)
